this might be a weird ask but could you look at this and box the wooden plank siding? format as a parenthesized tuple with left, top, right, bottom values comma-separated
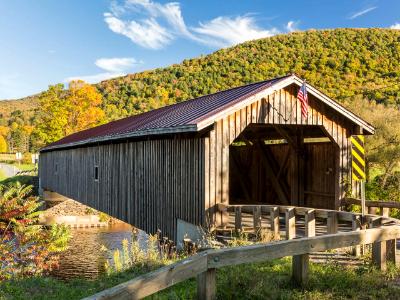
(40, 138, 205, 241)
(203, 84, 356, 226)
(40, 84, 360, 237)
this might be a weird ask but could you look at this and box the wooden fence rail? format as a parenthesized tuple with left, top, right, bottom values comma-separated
(84, 205, 400, 300)
(341, 198, 400, 217)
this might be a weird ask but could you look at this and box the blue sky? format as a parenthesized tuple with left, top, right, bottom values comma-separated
(1, 0, 399, 99)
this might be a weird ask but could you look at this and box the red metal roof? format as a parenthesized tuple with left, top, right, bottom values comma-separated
(43, 75, 290, 150)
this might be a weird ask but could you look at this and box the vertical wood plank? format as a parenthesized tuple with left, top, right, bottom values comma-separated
(253, 206, 261, 234)
(270, 207, 280, 240)
(197, 268, 216, 300)
(371, 217, 387, 271)
(235, 206, 242, 232)
(305, 209, 316, 238)
(285, 208, 296, 240)
(327, 211, 338, 234)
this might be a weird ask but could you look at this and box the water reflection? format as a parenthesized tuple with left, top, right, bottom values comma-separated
(52, 224, 135, 280)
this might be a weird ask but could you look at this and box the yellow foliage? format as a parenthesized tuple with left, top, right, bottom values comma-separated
(0, 126, 9, 137)
(0, 135, 8, 152)
(65, 80, 105, 135)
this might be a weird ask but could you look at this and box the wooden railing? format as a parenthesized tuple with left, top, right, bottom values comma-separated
(16, 168, 37, 176)
(341, 197, 400, 217)
(84, 205, 400, 300)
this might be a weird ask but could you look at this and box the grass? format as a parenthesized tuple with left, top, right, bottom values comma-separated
(0, 169, 6, 181)
(16, 163, 36, 171)
(0, 175, 36, 187)
(1, 258, 399, 300)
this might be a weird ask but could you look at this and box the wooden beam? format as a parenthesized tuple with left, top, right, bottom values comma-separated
(270, 207, 280, 240)
(292, 209, 314, 285)
(197, 268, 216, 300)
(341, 198, 400, 209)
(84, 253, 208, 300)
(298, 128, 305, 206)
(285, 208, 296, 240)
(327, 211, 338, 234)
(207, 226, 400, 269)
(371, 218, 387, 271)
(253, 206, 262, 233)
(234, 206, 242, 232)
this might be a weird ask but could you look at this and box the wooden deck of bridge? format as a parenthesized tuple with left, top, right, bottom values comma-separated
(217, 211, 353, 238)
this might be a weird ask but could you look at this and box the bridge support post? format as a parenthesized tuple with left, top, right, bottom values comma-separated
(371, 217, 387, 271)
(197, 268, 216, 300)
(292, 209, 315, 285)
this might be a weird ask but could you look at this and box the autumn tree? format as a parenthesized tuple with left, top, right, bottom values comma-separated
(0, 136, 7, 153)
(34, 81, 105, 146)
(344, 97, 400, 185)
(33, 84, 67, 145)
(65, 80, 105, 135)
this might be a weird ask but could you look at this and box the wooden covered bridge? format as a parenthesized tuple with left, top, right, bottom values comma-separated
(39, 74, 375, 241)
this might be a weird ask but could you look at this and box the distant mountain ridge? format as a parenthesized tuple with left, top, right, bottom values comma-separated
(1, 28, 399, 122)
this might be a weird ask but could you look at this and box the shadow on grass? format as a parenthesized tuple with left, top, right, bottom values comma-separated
(1, 258, 399, 300)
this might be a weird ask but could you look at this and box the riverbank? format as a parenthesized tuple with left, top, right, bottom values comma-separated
(2, 258, 400, 300)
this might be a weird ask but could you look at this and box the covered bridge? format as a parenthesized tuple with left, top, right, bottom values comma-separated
(39, 74, 374, 240)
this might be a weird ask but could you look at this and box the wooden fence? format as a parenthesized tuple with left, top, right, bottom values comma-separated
(84, 205, 400, 300)
(341, 197, 400, 217)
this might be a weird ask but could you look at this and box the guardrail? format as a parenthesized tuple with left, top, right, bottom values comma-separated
(15, 168, 37, 176)
(341, 197, 400, 216)
(84, 205, 400, 300)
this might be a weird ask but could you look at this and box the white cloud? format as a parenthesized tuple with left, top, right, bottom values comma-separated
(286, 21, 298, 32)
(95, 57, 139, 73)
(65, 57, 141, 84)
(192, 16, 280, 48)
(105, 1, 283, 49)
(390, 23, 400, 29)
(104, 12, 172, 49)
(349, 6, 377, 20)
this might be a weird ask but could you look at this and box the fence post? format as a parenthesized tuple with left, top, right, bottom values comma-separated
(370, 217, 387, 271)
(351, 215, 361, 257)
(253, 206, 261, 234)
(386, 239, 398, 267)
(292, 209, 315, 285)
(368, 206, 377, 215)
(380, 207, 390, 218)
(285, 208, 296, 240)
(197, 268, 216, 300)
(327, 211, 338, 234)
(378, 208, 396, 265)
(234, 207, 242, 233)
(270, 207, 280, 240)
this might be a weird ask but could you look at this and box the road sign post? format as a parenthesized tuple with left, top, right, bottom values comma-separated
(351, 135, 366, 219)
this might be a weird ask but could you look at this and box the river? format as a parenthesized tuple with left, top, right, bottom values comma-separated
(52, 224, 139, 280)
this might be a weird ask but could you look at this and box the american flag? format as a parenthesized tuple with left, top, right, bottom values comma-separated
(297, 82, 308, 119)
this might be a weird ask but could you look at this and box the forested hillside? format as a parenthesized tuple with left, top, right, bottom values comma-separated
(1, 28, 400, 150)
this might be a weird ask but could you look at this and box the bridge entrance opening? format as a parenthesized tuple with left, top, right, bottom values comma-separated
(229, 124, 339, 210)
